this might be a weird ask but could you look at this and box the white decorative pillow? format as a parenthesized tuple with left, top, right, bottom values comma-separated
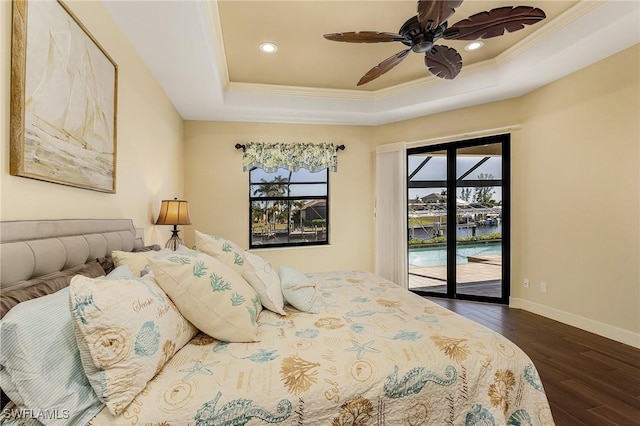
(69, 273, 197, 416)
(194, 230, 247, 274)
(149, 251, 262, 342)
(243, 252, 286, 315)
(278, 265, 319, 313)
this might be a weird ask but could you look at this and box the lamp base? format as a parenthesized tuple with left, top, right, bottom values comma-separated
(165, 228, 184, 251)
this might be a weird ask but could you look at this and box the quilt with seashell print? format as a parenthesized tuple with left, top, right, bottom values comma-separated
(88, 270, 554, 425)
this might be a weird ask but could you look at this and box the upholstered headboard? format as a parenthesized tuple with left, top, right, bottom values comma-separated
(0, 219, 144, 292)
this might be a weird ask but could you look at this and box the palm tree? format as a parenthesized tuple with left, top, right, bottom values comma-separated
(252, 176, 287, 198)
(253, 176, 287, 233)
(473, 173, 496, 205)
(290, 200, 306, 233)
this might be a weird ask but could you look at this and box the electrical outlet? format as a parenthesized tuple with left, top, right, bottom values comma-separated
(523, 278, 529, 288)
(540, 282, 547, 293)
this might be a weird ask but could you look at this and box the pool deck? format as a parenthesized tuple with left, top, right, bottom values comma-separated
(409, 254, 502, 289)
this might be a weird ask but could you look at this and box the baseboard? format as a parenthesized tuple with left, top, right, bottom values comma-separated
(509, 297, 640, 349)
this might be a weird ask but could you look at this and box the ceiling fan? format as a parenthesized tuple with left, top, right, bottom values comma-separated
(323, 0, 546, 86)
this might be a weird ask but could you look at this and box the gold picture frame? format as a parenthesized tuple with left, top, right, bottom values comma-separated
(10, 0, 118, 193)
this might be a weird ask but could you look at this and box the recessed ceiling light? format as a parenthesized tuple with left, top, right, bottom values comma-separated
(259, 42, 278, 53)
(464, 41, 484, 51)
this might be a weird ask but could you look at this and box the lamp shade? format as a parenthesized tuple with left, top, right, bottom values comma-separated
(155, 198, 191, 226)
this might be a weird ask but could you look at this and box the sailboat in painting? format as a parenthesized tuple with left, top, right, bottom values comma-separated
(23, 7, 115, 192)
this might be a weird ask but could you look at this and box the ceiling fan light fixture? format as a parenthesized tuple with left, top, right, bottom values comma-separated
(259, 42, 278, 53)
(464, 41, 484, 51)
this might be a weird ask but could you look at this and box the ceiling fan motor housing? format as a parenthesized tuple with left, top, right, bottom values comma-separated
(399, 16, 446, 53)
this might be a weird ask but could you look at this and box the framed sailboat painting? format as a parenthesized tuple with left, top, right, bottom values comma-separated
(10, 0, 118, 193)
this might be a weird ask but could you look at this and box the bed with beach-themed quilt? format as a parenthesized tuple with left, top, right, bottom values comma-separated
(0, 220, 553, 425)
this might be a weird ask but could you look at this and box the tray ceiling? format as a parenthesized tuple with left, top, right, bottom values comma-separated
(105, 0, 640, 125)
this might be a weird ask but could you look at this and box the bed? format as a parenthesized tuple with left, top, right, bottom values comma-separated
(0, 219, 554, 425)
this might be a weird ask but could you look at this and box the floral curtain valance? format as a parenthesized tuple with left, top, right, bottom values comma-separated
(241, 142, 340, 173)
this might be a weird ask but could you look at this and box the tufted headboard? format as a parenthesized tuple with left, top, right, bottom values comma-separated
(0, 219, 144, 292)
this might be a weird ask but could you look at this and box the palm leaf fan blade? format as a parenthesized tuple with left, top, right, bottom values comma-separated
(417, 0, 463, 31)
(443, 6, 546, 40)
(357, 49, 411, 86)
(425, 46, 462, 80)
(323, 31, 407, 43)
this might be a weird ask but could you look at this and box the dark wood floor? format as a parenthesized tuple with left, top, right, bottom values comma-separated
(412, 279, 502, 298)
(427, 297, 640, 425)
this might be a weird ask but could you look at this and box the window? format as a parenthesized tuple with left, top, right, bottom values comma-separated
(249, 167, 328, 248)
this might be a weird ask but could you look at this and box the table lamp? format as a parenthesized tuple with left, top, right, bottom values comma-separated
(155, 198, 191, 250)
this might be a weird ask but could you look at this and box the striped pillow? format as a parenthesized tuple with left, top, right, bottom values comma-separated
(0, 287, 104, 425)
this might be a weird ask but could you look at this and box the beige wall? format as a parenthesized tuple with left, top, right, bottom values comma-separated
(183, 47, 638, 346)
(375, 45, 640, 346)
(2, 0, 637, 346)
(183, 121, 375, 273)
(516, 44, 639, 345)
(0, 0, 184, 245)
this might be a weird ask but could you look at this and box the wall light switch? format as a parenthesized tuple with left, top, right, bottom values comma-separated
(540, 282, 547, 293)
(523, 278, 529, 288)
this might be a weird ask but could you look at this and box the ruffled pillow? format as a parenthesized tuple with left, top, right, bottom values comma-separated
(69, 272, 197, 415)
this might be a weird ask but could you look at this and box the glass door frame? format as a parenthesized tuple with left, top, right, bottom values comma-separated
(407, 134, 511, 304)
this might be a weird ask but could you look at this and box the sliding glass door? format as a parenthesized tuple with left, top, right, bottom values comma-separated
(407, 149, 448, 294)
(407, 135, 510, 304)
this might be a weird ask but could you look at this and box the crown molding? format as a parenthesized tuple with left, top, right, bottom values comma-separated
(226, 82, 375, 101)
(206, 1, 230, 86)
(497, 0, 605, 66)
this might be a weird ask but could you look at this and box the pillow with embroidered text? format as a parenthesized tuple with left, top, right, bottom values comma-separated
(69, 273, 197, 415)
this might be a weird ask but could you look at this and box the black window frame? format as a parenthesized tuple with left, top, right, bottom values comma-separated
(248, 167, 330, 249)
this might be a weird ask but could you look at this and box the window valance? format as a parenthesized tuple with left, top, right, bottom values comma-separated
(238, 142, 343, 173)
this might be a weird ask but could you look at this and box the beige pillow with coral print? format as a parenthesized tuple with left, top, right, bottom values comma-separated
(149, 251, 262, 343)
(194, 231, 286, 314)
(112, 249, 169, 277)
(194, 230, 248, 275)
(69, 272, 197, 416)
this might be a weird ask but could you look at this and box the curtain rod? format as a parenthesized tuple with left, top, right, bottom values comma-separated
(235, 143, 345, 152)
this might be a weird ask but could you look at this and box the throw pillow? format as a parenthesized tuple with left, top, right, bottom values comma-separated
(0, 287, 104, 426)
(243, 252, 286, 315)
(69, 273, 197, 415)
(149, 251, 262, 342)
(111, 250, 169, 277)
(194, 230, 247, 275)
(278, 265, 319, 313)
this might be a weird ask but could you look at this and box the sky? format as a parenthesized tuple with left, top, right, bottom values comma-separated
(408, 155, 503, 202)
